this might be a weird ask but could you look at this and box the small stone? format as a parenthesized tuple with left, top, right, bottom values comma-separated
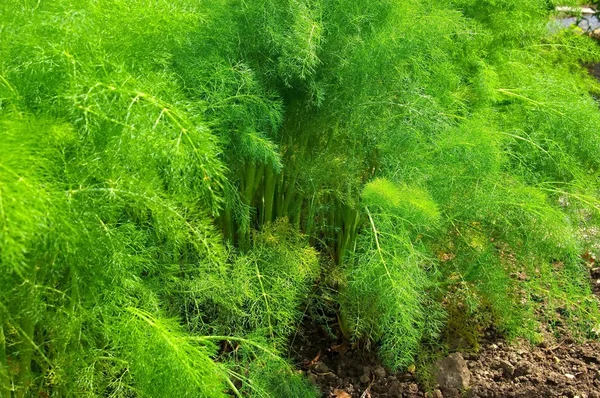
(388, 380, 403, 397)
(360, 373, 371, 384)
(312, 362, 330, 374)
(440, 387, 460, 398)
(498, 360, 515, 377)
(307, 372, 317, 385)
(408, 383, 419, 394)
(529, 374, 546, 385)
(433, 389, 444, 398)
(565, 373, 576, 380)
(514, 361, 533, 377)
(435, 353, 471, 390)
(332, 389, 351, 398)
(373, 365, 386, 378)
(372, 383, 386, 394)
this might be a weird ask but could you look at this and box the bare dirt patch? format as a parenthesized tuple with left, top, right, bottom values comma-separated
(292, 265, 600, 397)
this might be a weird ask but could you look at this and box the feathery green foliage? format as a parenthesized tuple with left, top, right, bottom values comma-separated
(2, 0, 600, 396)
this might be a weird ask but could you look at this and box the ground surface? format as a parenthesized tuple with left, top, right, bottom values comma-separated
(291, 265, 600, 397)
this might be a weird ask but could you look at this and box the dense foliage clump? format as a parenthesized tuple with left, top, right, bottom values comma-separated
(2, 0, 600, 396)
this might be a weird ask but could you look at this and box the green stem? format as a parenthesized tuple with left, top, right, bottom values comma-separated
(290, 198, 303, 229)
(225, 376, 243, 398)
(251, 163, 265, 224)
(274, 173, 285, 219)
(304, 194, 316, 239)
(223, 206, 233, 241)
(240, 161, 257, 249)
(327, 203, 336, 252)
(282, 173, 298, 217)
(0, 324, 9, 398)
(335, 201, 344, 264)
(16, 316, 34, 398)
(16, 261, 45, 398)
(243, 161, 257, 206)
(263, 167, 277, 224)
(252, 164, 264, 198)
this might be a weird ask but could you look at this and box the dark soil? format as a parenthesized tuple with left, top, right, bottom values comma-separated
(291, 324, 425, 398)
(587, 63, 600, 81)
(292, 266, 600, 397)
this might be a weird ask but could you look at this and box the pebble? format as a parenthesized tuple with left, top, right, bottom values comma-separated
(388, 380, 402, 397)
(499, 359, 515, 377)
(408, 383, 419, 393)
(313, 362, 330, 374)
(373, 365, 386, 378)
(514, 361, 533, 377)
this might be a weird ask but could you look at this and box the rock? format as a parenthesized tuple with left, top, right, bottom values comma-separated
(306, 371, 317, 385)
(529, 374, 546, 385)
(312, 361, 330, 374)
(514, 361, 533, 377)
(436, 353, 471, 390)
(408, 383, 419, 394)
(547, 372, 561, 385)
(332, 389, 351, 398)
(433, 389, 444, 398)
(372, 383, 386, 394)
(441, 387, 460, 398)
(373, 365, 386, 378)
(360, 373, 371, 384)
(565, 373, 576, 380)
(388, 380, 403, 397)
(498, 360, 515, 377)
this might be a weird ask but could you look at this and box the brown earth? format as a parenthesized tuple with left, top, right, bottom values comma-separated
(292, 265, 600, 398)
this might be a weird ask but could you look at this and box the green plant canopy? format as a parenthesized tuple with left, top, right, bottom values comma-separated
(2, 0, 600, 396)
